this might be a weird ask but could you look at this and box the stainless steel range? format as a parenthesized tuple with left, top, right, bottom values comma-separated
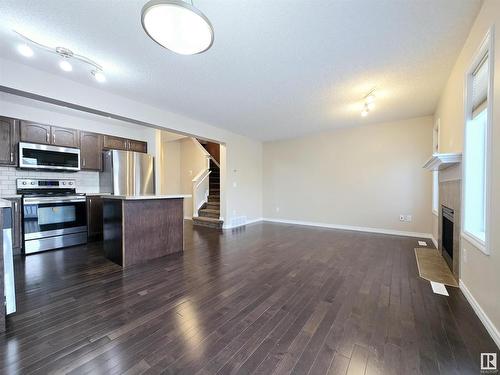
(18, 178, 87, 254)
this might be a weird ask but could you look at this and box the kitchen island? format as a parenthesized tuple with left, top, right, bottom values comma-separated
(102, 195, 190, 268)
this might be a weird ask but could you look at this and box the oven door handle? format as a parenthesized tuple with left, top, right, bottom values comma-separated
(23, 198, 86, 205)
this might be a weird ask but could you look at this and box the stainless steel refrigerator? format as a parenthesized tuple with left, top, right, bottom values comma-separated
(100, 150, 155, 195)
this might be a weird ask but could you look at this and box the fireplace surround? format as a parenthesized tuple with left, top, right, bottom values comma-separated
(438, 165, 462, 279)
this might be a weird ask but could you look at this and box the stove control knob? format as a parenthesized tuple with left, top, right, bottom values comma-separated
(22, 181, 27, 185)
(31, 181, 35, 185)
(69, 181, 74, 185)
(62, 181, 66, 185)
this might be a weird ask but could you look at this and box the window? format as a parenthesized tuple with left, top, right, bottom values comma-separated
(432, 171, 439, 215)
(463, 29, 493, 254)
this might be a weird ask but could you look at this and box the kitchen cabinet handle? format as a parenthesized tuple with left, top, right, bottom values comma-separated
(46, 133, 49, 143)
(10, 152, 13, 162)
(53, 134, 56, 144)
(82, 158, 86, 167)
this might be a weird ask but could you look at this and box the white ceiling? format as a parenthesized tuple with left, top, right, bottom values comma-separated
(0, 0, 481, 141)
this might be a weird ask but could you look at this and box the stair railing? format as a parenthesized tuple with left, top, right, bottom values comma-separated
(192, 138, 221, 169)
(192, 167, 211, 218)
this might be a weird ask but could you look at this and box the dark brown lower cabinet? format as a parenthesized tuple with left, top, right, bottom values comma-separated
(87, 196, 103, 241)
(5, 198, 22, 255)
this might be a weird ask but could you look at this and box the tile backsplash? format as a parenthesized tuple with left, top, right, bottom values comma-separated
(0, 166, 100, 197)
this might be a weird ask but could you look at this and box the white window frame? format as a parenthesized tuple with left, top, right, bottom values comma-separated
(432, 171, 439, 216)
(432, 118, 440, 216)
(461, 26, 494, 255)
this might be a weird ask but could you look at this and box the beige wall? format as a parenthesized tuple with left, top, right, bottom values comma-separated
(263, 116, 433, 235)
(434, 0, 500, 344)
(180, 138, 208, 218)
(158, 136, 182, 195)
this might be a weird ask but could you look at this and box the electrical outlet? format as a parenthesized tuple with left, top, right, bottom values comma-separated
(399, 215, 405, 221)
(232, 181, 237, 188)
(406, 215, 412, 222)
(276, 207, 280, 213)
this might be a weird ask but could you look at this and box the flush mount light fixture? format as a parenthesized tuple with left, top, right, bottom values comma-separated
(59, 59, 73, 72)
(13, 30, 107, 83)
(17, 43, 34, 57)
(360, 89, 377, 117)
(141, 0, 214, 55)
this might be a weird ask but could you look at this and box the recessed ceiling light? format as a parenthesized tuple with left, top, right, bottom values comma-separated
(141, 0, 214, 55)
(361, 109, 369, 117)
(59, 59, 72, 72)
(17, 43, 34, 57)
(92, 70, 106, 83)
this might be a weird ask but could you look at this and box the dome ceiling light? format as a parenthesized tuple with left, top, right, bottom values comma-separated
(141, 0, 214, 55)
(13, 30, 107, 83)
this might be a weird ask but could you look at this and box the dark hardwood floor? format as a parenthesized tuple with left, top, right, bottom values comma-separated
(0, 221, 497, 374)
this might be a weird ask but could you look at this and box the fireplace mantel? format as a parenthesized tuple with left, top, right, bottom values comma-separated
(423, 153, 462, 171)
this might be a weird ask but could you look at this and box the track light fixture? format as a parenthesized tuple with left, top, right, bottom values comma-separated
(14, 30, 106, 83)
(361, 89, 377, 117)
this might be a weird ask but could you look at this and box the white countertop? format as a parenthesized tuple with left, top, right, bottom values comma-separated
(103, 194, 191, 200)
(0, 199, 12, 208)
(0, 195, 22, 199)
(85, 193, 111, 196)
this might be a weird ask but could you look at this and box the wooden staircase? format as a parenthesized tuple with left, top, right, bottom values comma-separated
(193, 152, 223, 229)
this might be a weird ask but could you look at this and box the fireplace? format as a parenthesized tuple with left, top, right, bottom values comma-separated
(442, 205, 454, 270)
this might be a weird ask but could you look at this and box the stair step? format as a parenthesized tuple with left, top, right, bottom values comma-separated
(199, 208, 220, 218)
(204, 204, 219, 211)
(193, 216, 223, 229)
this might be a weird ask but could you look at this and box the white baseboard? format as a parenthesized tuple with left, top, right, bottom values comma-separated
(223, 217, 263, 229)
(459, 280, 500, 349)
(262, 218, 433, 239)
(184, 216, 192, 220)
(431, 236, 438, 249)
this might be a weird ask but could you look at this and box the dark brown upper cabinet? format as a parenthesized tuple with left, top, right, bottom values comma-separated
(0, 116, 19, 166)
(128, 139, 148, 153)
(20, 121, 51, 145)
(51, 126, 79, 148)
(80, 131, 103, 171)
(103, 135, 147, 153)
(20, 121, 79, 148)
(103, 135, 128, 151)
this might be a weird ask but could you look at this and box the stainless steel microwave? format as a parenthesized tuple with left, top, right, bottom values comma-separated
(19, 142, 80, 172)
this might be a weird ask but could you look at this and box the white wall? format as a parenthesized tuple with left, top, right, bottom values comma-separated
(0, 60, 264, 224)
(263, 116, 433, 236)
(434, 0, 500, 346)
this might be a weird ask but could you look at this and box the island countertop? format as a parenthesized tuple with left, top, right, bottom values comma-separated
(102, 194, 191, 200)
